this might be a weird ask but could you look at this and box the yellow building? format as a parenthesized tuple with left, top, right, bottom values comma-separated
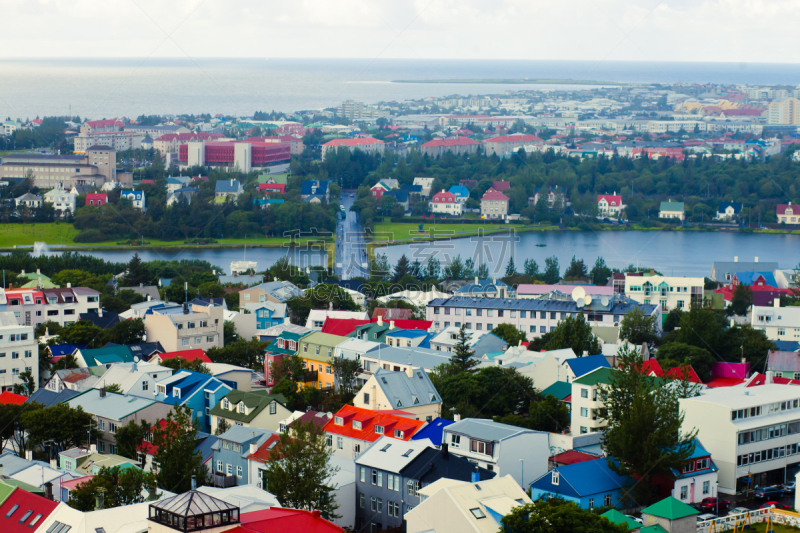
(296, 332, 348, 390)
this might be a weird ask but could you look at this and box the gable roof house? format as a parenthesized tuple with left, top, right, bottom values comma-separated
(323, 404, 426, 460)
(529, 458, 632, 510)
(659, 200, 685, 220)
(144, 302, 225, 353)
(91, 361, 173, 399)
(153, 370, 233, 434)
(120, 189, 146, 210)
(301, 180, 329, 201)
(710, 257, 779, 284)
(211, 425, 274, 487)
(209, 390, 291, 434)
(214, 179, 244, 201)
(238, 280, 304, 308)
(353, 368, 442, 421)
(716, 201, 743, 220)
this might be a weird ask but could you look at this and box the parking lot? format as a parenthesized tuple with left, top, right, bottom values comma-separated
(695, 485, 796, 518)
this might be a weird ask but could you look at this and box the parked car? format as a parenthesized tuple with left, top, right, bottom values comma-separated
(699, 497, 730, 512)
(755, 485, 784, 499)
(761, 501, 791, 510)
(729, 507, 750, 515)
(783, 482, 796, 494)
(697, 514, 718, 522)
(625, 515, 643, 525)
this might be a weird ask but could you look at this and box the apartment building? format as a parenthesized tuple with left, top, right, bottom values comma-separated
(480, 188, 510, 219)
(420, 137, 480, 157)
(442, 418, 549, 487)
(430, 190, 463, 216)
(297, 331, 348, 390)
(123, 124, 190, 137)
(0, 286, 100, 328)
(570, 367, 614, 435)
(768, 98, 800, 125)
(337, 100, 390, 122)
(482, 134, 542, 156)
(427, 325, 507, 358)
(0, 147, 116, 189)
(426, 296, 660, 339)
(751, 299, 800, 341)
(0, 312, 37, 393)
(74, 131, 143, 153)
(144, 303, 225, 353)
(624, 272, 704, 313)
(321, 138, 385, 160)
(680, 382, 800, 493)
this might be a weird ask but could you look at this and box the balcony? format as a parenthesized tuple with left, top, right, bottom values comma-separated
(213, 473, 237, 488)
(303, 370, 319, 383)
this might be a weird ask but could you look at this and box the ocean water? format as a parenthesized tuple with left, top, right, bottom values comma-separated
(2, 58, 800, 120)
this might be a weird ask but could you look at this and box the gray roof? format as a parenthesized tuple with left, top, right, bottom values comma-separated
(121, 285, 160, 299)
(0, 452, 50, 476)
(60, 447, 91, 460)
(444, 418, 545, 441)
(372, 368, 440, 409)
(355, 436, 433, 472)
(428, 296, 657, 315)
(253, 281, 305, 302)
(711, 261, 779, 282)
(768, 350, 800, 372)
(241, 301, 287, 319)
(214, 425, 272, 445)
(66, 389, 158, 420)
(258, 323, 313, 337)
(454, 279, 513, 295)
(215, 180, 242, 194)
(150, 490, 238, 516)
(363, 345, 453, 371)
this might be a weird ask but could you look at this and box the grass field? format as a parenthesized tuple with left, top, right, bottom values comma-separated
(371, 221, 559, 242)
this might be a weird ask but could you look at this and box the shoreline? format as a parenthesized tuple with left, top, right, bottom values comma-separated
(391, 78, 629, 85)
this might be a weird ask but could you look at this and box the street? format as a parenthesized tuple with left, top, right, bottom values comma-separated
(336, 191, 369, 280)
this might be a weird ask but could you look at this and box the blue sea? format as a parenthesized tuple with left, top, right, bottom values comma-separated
(1, 58, 800, 120)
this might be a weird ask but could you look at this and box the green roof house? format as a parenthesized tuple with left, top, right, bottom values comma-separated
(641, 496, 698, 533)
(601, 509, 641, 531)
(209, 390, 291, 434)
(58, 447, 141, 475)
(659, 200, 685, 221)
(74, 345, 134, 368)
(0, 481, 16, 505)
(570, 367, 616, 436)
(18, 270, 58, 289)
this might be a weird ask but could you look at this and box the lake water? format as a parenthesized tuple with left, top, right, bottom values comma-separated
(3, 58, 800, 119)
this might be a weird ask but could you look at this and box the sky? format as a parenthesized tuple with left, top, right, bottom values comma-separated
(0, 0, 798, 63)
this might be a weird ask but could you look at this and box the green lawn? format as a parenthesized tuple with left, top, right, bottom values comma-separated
(373, 221, 518, 242)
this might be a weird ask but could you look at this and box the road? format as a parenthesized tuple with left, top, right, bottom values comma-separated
(335, 191, 369, 280)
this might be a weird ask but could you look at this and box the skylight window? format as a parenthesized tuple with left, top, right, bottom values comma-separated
(5, 505, 19, 518)
(470, 508, 486, 519)
(380, 443, 392, 452)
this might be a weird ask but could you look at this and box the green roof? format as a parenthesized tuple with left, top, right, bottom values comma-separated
(265, 331, 303, 355)
(299, 332, 349, 362)
(659, 201, 684, 212)
(210, 390, 288, 423)
(0, 482, 15, 505)
(641, 526, 668, 533)
(642, 496, 698, 520)
(541, 381, 572, 400)
(258, 173, 287, 184)
(1, 479, 43, 494)
(21, 279, 59, 288)
(18, 271, 52, 282)
(573, 367, 615, 386)
(601, 509, 641, 531)
(79, 346, 133, 367)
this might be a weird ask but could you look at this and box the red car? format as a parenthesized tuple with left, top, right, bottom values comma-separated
(761, 501, 790, 510)
(700, 498, 730, 512)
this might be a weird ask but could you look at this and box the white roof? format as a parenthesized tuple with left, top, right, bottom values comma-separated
(685, 383, 800, 409)
(377, 288, 451, 307)
(92, 362, 171, 394)
(335, 337, 382, 354)
(205, 363, 253, 375)
(10, 464, 73, 486)
(751, 304, 800, 330)
(430, 326, 486, 347)
(196, 485, 280, 513)
(277, 410, 305, 428)
(37, 500, 165, 533)
(355, 436, 432, 471)
(305, 309, 368, 329)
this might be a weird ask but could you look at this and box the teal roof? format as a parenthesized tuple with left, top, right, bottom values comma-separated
(79, 346, 133, 367)
(541, 381, 572, 401)
(659, 201, 684, 212)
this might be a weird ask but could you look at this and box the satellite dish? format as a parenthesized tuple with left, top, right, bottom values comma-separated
(133, 355, 140, 363)
(576, 299, 585, 308)
(571, 287, 586, 302)
(584, 295, 593, 306)
(601, 296, 609, 306)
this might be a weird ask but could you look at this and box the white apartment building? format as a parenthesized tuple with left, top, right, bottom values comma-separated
(144, 303, 225, 353)
(768, 98, 800, 125)
(751, 300, 800, 341)
(0, 312, 38, 392)
(570, 367, 613, 436)
(624, 273, 704, 313)
(43, 189, 77, 217)
(74, 131, 143, 153)
(681, 382, 800, 494)
(0, 286, 100, 328)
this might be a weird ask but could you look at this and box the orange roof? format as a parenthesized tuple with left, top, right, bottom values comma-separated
(323, 405, 424, 443)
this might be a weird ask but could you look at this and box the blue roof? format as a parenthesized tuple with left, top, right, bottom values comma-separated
(158, 371, 229, 405)
(411, 417, 455, 446)
(26, 387, 81, 407)
(530, 458, 629, 497)
(564, 354, 610, 378)
(735, 271, 778, 287)
(387, 329, 428, 338)
(718, 201, 742, 213)
(121, 190, 144, 200)
(774, 341, 800, 352)
(402, 185, 422, 193)
(301, 180, 329, 195)
(453, 279, 512, 294)
(673, 439, 719, 479)
(215, 180, 242, 193)
(254, 198, 284, 205)
(195, 433, 218, 464)
(385, 190, 409, 202)
(448, 185, 469, 198)
(50, 344, 83, 356)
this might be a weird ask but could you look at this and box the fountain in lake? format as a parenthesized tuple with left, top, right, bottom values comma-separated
(32, 242, 50, 257)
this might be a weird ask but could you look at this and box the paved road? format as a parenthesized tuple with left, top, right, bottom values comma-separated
(336, 192, 369, 280)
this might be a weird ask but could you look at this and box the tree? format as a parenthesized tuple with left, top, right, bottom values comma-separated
(224, 320, 238, 345)
(563, 255, 588, 280)
(393, 254, 411, 282)
(590, 256, 612, 286)
(115, 419, 149, 460)
(523, 258, 539, 277)
(50, 321, 106, 348)
(546, 314, 601, 355)
(600, 345, 698, 505)
(665, 307, 728, 359)
(104, 383, 123, 394)
(198, 282, 225, 298)
(476, 263, 489, 279)
(529, 394, 570, 433)
(451, 325, 479, 373)
(728, 283, 753, 316)
(505, 257, 517, 277)
(543, 256, 560, 284)
(214, 418, 231, 436)
(153, 405, 208, 493)
(286, 284, 359, 325)
(501, 499, 630, 533)
(68, 466, 158, 511)
(123, 252, 151, 286)
(106, 318, 145, 345)
(491, 323, 527, 347)
(656, 342, 715, 383)
(12, 369, 36, 396)
(159, 357, 210, 374)
(24, 404, 97, 452)
(207, 338, 267, 370)
(431, 365, 536, 420)
(619, 307, 659, 346)
(663, 308, 683, 332)
(331, 357, 362, 398)
(261, 420, 340, 520)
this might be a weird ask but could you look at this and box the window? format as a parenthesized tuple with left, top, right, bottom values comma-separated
(236, 466, 243, 478)
(326, 434, 332, 447)
(337, 436, 343, 449)
(470, 439, 493, 456)
(370, 497, 377, 512)
(269, 402, 277, 415)
(394, 429, 404, 439)
(408, 480, 419, 496)
(680, 486, 688, 500)
(5, 505, 19, 518)
(360, 467, 366, 483)
(588, 498, 594, 509)
(552, 471, 559, 485)
(142, 381, 149, 391)
(703, 481, 710, 495)
(580, 407, 588, 417)
(375, 425, 384, 434)
(363, 393, 370, 404)
(470, 508, 486, 519)
(360, 494, 365, 508)
(109, 422, 118, 434)
(581, 388, 589, 398)
(238, 403, 245, 413)
(451, 434, 460, 447)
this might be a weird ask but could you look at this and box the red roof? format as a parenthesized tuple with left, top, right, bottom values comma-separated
(0, 489, 59, 533)
(323, 405, 425, 443)
(432, 192, 457, 203)
(247, 433, 282, 464)
(421, 136, 480, 147)
(323, 138, 384, 147)
(236, 507, 343, 533)
(259, 183, 286, 193)
(485, 135, 542, 143)
(137, 420, 170, 455)
(0, 392, 27, 405)
(320, 318, 433, 336)
(777, 204, 797, 215)
(491, 181, 510, 191)
(597, 194, 623, 206)
(60, 475, 94, 491)
(141, 179, 155, 184)
(481, 188, 509, 201)
(640, 360, 702, 383)
(550, 450, 600, 465)
(86, 119, 119, 128)
(153, 349, 212, 363)
(746, 373, 800, 387)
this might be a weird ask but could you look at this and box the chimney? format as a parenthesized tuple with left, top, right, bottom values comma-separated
(98, 308, 103, 318)
(755, 256, 759, 263)
(775, 298, 781, 308)
(44, 482, 53, 500)
(493, 277, 497, 284)
(329, 301, 333, 310)
(95, 491, 104, 511)
(25, 450, 32, 461)
(312, 510, 321, 520)
(67, 282, 71, 288)
(132, 360, 138, 372)
(475, 276, 479, 284)
(0, 464, 3, 478)
(649, 268, 654, 275)
(405, 366, 414, 378)
(454, 414, 461, 422)
(441, 443, 449, 458)
(471, 469, 480, 482)
(36, 269, 40, 275)
(377, 316, 383, 326)
(21, 270, 25, 275)
(147, 294, 151, 301)
(583, 350, 588, 357)
(191, 475, 197, 490)
(273, 277, 278, 282)
(390, 320, 395, 329)
(767, 370, 774, 384)
(90, 444, 97, 453)
(734, 256, 738, 262)
(99, 388, 106, 398)
(50, 459, 57, 470)
(250, 442, 258, 454)
(140, 282, 144, 288)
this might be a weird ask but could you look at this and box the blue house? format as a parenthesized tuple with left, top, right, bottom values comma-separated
(563, 354, 611, 381)
(241, 301, 288, 330)
(153, 370, 233, 433)
(529, 458, 631, 510)
(448, 185, 470, 202)
(253, 198, 284, 208)
(411, 417, 454, 446)
(301, 180, 329, 200)
(211, 425, 273, 486)
(733, 271, 778, 288)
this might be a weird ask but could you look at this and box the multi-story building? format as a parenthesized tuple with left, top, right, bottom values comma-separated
(74, 131, 143, 153)
(323, 405, 426, 460)
(238, 280, 305, 308)
(430, 190, 462, 216)
(442, 418, 549, 487)
(144, 302, 225, 353)
(321, 138, 385, 160)
(0, 146, 116, 189)
(123, 124, 190, 137)
(337, 100, 390, 122)
(353, 368, 441, 421)
(43, 189, 76, 217)
(0, 312, 37, 393)
(211, 425, 273, 487)
(91, 361, 172, 399)
(768, 98, 800, 125)
(777, 202, 799, 224)
(153, 369, 232, 433)
(179, 141, 290, 173)
(751, 299, 800, 341)
(570, 367, 614, 435)
(624, 272, 704, 313)
(680, 382, 800, 493)
(482, 134, 542, 156)
(80, 119, 124, 134)
(480, 188, 510, 220)
(427, 326, 507, 358)
(209, 389, 291, 434)
(0, 286, 100, 328)
(297, 331, 348, 390)
(426, 296, 660, 338)
(420, 137, 480, 157)
(597, 193, 625, 218)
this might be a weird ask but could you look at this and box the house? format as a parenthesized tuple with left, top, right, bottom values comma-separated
(144, 302, 225, 353)
(372, 308, 413, 321)
(84, 193, 107, 206)
(442, 418, 549, 487)
(353, 368, 441, 420)
(136, 419, 219, 473)
(601, 509, 644, 531)
(483, 134, 542, 156)
(44, 368, 99, 393)
(323, 405, 426, 459)
(349, 317, 433, 344)
(306, 309, 369, 330)
(59, 446, 141, 475)
(528, 186, 567, 209)
(211, 425, 274, 486)
(224, 505, 344, 533)
(733, 271, 779, 288)
(767, 350, 800, 379)
(659, 200, 685, 220)
(751, 299, 800, 341)
(238, 280, 304, 307)
(296, 332, 349, 390)
(640, 497, 699, 533)
(14, 192, 43, 209)
(510, 350, 577, 393)
(480, 188, 510, 219)
(597, 192, 625, 218)
(120, 189, 146, 209)
(384, 329, 432, 349)
(153, 370, 233, 433)
(413, 177, 434, 196)
(166, 190, 195, 206)
(778, 202, 800, 224)
(640, 359, 702, 384)
(257, 183, 285, 194)
(716, 201, 743, 221)
(529, 458, 631, 510)
(0, 286, 101, 329)
(428, 326, 507, 358)
(710, 257, 779, 284)
(370, 182, 390, 200)
(0, 487, 59, 533)
(148, 348, 211, 366)
(73, 344, 135, 369)
(91, 361, 172, 399)
(420, 136, 480, 157)
(624, 272, 705, 313)
(25, 387, 80, 407)
(570, 367, 614, 435)
(65, 389, 176, 454)
(240, 301, 288, 332)
(205, 363, 254, 392)
(43, 189, 77, 216)
(263, 331, 303, 387)
(405, 475, 532, 533)
(671, 440, 719, 504)
(214, 179, 244, 201)
(453, 277, 515, 299)
(0, 312, 38, 393)
(301, 180, 329, 201)
(430, 190, 463, 216)
(383, 189, 409, 211)
(411, 417, 455, 447)
(209, 390, 290, 434)
(321, 138, 385, 159)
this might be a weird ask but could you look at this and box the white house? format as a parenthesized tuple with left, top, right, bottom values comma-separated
(413, 177, 435, 197)
(91, 361, 173, 399)
(0, 312, 38, 393)
(624, 272, 704, 313)
(751, 299, 800, 341)
(43, 189, 77, 216)
(430, 190, 463, 216)
(597, 193, 625, 218)
(305, 309, 368, 330)
(120, 189, 146, 210)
